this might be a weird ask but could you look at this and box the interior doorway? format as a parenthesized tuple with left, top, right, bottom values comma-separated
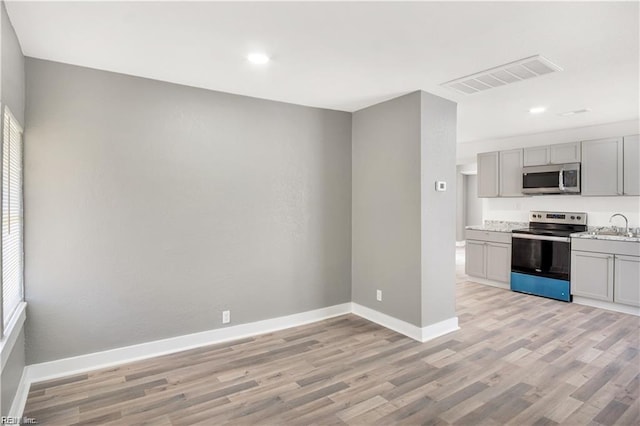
(456, 166, 483, 245)
(464, 174, 482, 228)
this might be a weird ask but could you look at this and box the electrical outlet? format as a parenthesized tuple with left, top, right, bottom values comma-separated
(222, 310, 230, 324)
(376, 290, 382, 302)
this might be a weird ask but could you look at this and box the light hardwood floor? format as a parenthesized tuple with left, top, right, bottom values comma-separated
(24, 250, 640, 425)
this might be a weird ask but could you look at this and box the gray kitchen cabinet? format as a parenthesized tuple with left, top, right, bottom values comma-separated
(614, 255, 640, 307)
(571, 251, 614, 301)
(465, 240, 486, 278)
(523, 142, 580, 166)
(465, 230, 512, 283)
(581, 137, 623, 196)
(571, 238, 640, 307)
(623, 135, 639, 196)
(523, 146, 549, 166)
(550, 142, 581, 164)
(486, 242, 511, 282)
(477, 152, 499, 198)
(499, 149, 523, 197)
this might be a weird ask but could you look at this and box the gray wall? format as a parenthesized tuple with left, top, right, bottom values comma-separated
(0, 0, 26, 416)
(419, 91, 457, 327)
(352, 91, 457, 328)
(24, 58, 352, 364)
(352, 92, 422, 325)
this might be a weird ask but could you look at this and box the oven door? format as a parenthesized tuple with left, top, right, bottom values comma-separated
(511, 234, 571, 281)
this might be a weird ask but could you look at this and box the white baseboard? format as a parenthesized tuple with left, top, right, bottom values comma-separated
(420, 317, 460, 342)
(11, 301, 460, 418)
(351, 303, 459, 343)
(11, 302, 352, 418)
(573, 297, 640, 316)
(352, 302, 423, 341)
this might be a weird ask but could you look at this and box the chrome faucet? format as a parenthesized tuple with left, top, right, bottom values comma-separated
(609, 213, 629, 235)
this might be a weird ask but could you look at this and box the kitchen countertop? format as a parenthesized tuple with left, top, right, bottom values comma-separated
(465, 220, 528, 233)
(571, 231, 640, 243)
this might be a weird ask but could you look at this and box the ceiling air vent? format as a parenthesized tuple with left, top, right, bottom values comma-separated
(441, 55, 562, 95)
(558, 108, 591, 117)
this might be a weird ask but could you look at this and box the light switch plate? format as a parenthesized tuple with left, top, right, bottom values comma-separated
(435, 181, 447, 191)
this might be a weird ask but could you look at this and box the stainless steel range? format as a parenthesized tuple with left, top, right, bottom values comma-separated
(511, 211, 587, 302)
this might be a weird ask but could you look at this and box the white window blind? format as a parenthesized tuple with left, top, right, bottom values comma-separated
(2, 108, 24, 331)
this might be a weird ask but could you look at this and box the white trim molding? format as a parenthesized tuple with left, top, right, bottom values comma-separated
(573, 297, 640, 317)
(25, 303, 352, 383)
(352, 302, 424, 341)
(351, 303, 459, 343)
(9, 303, 352, 418)
(1, 302, 27, 372)
(8, 368, 29, 419)
(419, 317, 460, 342)
(10, 301, 460, 418)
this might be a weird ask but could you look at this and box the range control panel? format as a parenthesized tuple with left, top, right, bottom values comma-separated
(530, 211, 587, 225)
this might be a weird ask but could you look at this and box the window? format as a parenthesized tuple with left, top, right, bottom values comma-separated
(2, 107, 24, 336)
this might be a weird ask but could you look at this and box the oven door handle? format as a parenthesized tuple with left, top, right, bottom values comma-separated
(512, 234, 570, 243)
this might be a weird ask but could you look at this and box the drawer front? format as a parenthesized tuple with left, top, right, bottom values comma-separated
(466, 229, 512, 244)
(571, 238, 640, 257)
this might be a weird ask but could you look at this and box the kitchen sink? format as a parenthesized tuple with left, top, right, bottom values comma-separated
(590, 229, 639, 238)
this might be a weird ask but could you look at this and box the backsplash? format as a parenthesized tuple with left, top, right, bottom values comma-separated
(483, 195, 640, 228)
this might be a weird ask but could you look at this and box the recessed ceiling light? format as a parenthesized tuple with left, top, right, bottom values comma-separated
(247, 53, 270, 65)
(529, 107, 546, 114)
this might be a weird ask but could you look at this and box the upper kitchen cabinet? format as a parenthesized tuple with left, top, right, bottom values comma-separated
(477, 151, 499, 197)
(550, 142, 581, 164)
(523, 146, 549, 166)
(499, 149, 523, 197)
(582, 137, 623, 196)
(623, 135, 639, 196)
(523, 142, 581, 166)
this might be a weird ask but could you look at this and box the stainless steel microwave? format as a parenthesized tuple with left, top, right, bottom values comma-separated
(522, 163, 581, 194)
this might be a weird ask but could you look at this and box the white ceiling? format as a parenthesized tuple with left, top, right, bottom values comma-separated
(5, 1, 639, 142)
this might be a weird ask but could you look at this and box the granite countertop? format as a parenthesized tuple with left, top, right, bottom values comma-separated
(465, 220, 528, 233)
(571, 230, 640, 243)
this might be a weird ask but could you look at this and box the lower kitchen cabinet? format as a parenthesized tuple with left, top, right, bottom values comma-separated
(486, 242, 511, 282)
(614, 255, 640, 306)
(465, 230, 511, 283)
(465, 240, 486, 278)
(571, 238, 640, 307)
(571, 251, 613, 301)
